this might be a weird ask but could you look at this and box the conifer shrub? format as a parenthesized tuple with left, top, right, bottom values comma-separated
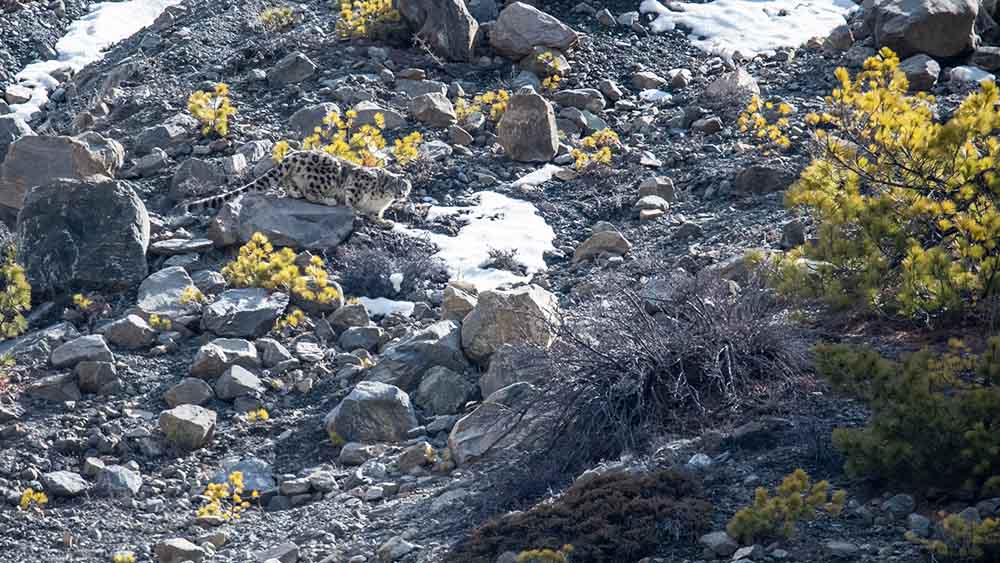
(222, 232, 341, 305)
(453, 470, 711, 563)
(259, 5, 297, 31)
(187, 83, 236, 138)
(907, 512, 1000, 560)
(817, 338, 1000, 495)
(0, 248, 30, 339)
(727, 468, 846, 545)
(774, 48, 1000, 321)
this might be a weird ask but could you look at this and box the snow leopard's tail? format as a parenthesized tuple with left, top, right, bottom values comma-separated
(180, 158, 290, 214)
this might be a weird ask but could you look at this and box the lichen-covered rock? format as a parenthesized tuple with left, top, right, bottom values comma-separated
(159, 404, 217, 451)
(461, 284, 560, 364)
(497, 87, 558, 163)
(324, 381, 418, 443)
(490, 2, 578, 58)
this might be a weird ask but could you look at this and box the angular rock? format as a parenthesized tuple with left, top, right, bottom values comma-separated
(0, 132, 123, 211)
(76, 361, 119, 395)
(104, 315, 157, 350)
(135, 113, 198, 155)
(42, 471, 90, 497)
(329, 303, 371, 333)
(169, 157, 226, 200)
(165, 377, 215, 407)
(26, 373, 82, 402)
(17, 177, 149, 293)
(155, 538, 206, 563)
(733, 164, 796, 194)
(267, 52, 317, 85)
(324, 381, 418, 443)
(699, 531, 738, 557)
(414, 366, 476, 415)
(490, 2, 579, 58)
(338, 326, 383, 352)
(552, 88, 605, 113)
(159, 404, 217, 451)
(448, 382, 549, 464)
(899, 53, 941, 91)
(973, 46, 1000, 71)
(441, 283, 477, 321)
(479, 343, 548, 399)
(214, 365, 264, 401)
(395, 79, 448, 98)
(632, 71, 667, 90)
(237, 194, 354, 251)
(366, 320, 470, 391)
(191, 338, 261, 378)
(201, 289, 289, 338)
(0, 115, 33, 167)
(94, 465, 141, 497)
(289, 102, 341, 138)
(137, 266, 202, 318)
(702, 68, 760, 106)
(866, 0, 977, 58)
(398, 0, 479, 61)
(461, 285, 560, 363)
(497, 87, 558, 162)
(573, 230, 632, 262)
(408, 93, 457, 127)
(51, 335, 113, 368)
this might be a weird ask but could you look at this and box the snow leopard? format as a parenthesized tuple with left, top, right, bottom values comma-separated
(180, 150, 412, 222)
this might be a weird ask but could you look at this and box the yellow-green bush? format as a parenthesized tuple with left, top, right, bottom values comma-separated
(275, 111, 423, 168)
(570, 128, 620, 171)
(727, 468, 845, 545)
(908, 512, 1000, 560)
(187, 83, 236, 138)
(817, 339, 1000, 495)
(222, 232, 340, 305)
(738, 96, 792, 149)
(776, 48, 1000, 320)
(517, 545, 573, 563)
(260, 5, 297, 31)
(455, 90, 510, 122)
(336, 0, 399, 39)
(195, 471, 259, 521)
(0, 249, 30, 339)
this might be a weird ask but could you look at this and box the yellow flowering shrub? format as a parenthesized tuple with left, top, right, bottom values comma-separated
(260, 5, 296, 31)
(222, 233, 341, 304)
(0, 249, 30, 339)
(908, 512, 1000, 560)
(541, 75, 561, 91)
(112, 552, 137, 563)
(517, 545, 573, 563)
(272, 140, 291, 163)
(72, 293, 94, 312)
(277, 110, 422, 168)
(738, 96, 793, 149)
(179, 286, 205, 305)
(571, 128, 620, 171)
(246, 408, 270, 422)
(18, 488, 48, 511)
(776, 47, 1000, 320)
(274, 308, 307, 333)
(455, 90, 510, 122)
(148, 314, 172, 331)
(195, 471, 258, 521)
(727, 469, 846, 545)
(336, 0, 399, 39)
(187, 83, 236, 138)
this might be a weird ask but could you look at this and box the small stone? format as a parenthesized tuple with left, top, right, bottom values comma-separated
(825, 541, 859, 559)
(155, 538, 206, 563)
(699, 531, 737, 557)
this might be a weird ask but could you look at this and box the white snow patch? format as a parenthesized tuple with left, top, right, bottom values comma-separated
(10, 0, 181, 120)
(397, 191, 556, 291)
(949, 66, 996, 85)
(639, 89, 672, 103)
(639, 0, 856, 58)
(389, 272, 404, 293)
(512, 164, 563, 188)
(358, 297, 415, 318)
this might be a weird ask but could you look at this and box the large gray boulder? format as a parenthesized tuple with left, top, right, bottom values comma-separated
(865, 0, 978, 58)
(448, 382, 550, 465)
(289, 102, 341, 138)
(0, 115, 33, 166)
(42, 471, 90, 497)
(461, 284, 560, 364)
(0, 132, 124, 212)
(159, 404, 217, 451)
(490, 2, 578, 59)
(214, 365, 264, 401)
(17, 177, 150, 293)
(190, 338, 261, 379)
(398, 0, 479, 61)
(51, 334, 114, 369)
(137, 266, 203, 318)
(324, 381, 418, 443)
(267, 51, 317, 86)
(479, 343, 548, 399)
(237, 194, 354, 251)
(497, 87, 558, 162)
(201, 289, 289, 338)
(366, 320, 470, 392)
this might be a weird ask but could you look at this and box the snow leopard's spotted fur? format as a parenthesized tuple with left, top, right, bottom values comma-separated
(181, 150, 411, 220)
